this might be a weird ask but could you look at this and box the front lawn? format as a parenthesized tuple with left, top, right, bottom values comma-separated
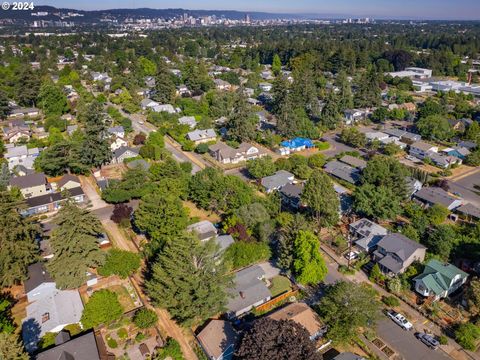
(269, 276, 292, 297)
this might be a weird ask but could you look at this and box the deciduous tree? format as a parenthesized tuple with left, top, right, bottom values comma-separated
(80, 290, 123, 329)
(292, 231, 328, 285)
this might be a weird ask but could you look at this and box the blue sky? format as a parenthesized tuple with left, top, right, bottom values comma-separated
(38, 0, 480, 20)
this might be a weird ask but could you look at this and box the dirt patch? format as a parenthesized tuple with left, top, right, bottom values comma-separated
(183, 201, 221, 223)
(101, 164, 126, 180)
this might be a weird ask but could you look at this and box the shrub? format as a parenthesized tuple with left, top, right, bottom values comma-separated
(315, 141, 330, 151)
(224, 241, 271, 270)
(98, 249, 141, 279)
(107, 336, 118, 349)
(157, 338, 185, 360)
(382, 295, 400, 307)
(133, 308, 158, 329)
(117, 328, 128, 340)
(438, 335, 448, 345)
(455, 323, 480, 351)
(80, 290, 123, 329)
(195, 143, 209, 154)
(110, 203, 133, 224)
(338, 265, 355, 275)
(135, 332, 146, 342)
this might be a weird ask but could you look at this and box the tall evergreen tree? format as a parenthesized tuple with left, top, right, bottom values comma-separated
(335, 70, 354, 111)
(301, 171, 340, 228)
(47, 202, 105, 289)
(0, 90, 10, 120)
(146, 233, 233, 326)
(354, 67, 381, 108)
(37, 82, 68, 116)
(320, 92, 341, 129)
(16, 67, 40, 107)
(226, 90, 257, 142)
(80, 102, 112, 168)
(272, 53, 282, 75)
(0, 332, 29, 360)
(271, 75, 289, 115)
(0, 191, 38, 287)
(153, 69, 176, 104)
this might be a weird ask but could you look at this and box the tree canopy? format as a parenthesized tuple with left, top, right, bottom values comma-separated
(80, 290, 123, 329)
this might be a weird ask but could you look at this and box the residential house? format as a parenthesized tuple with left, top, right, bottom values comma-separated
(280, 183, 304, 209)
(144, 76, 156, 88)
(441, 146, 471, 160)
(214, 79, 232, 91)
(216, 235, 235, 253)
(387, 67, 432, 79)
(186, 129, 216, 144)
(259, 82, 273, 92)
(112, 146, 139, 164)
(107, 126, 125, 139)
(455, 203, 480, 222)
(196, 320, 239, 360)
(178, 116, 197, 129)
(23, 187, 85, 216)
(3, 126, 31, 143)
(66, 125, 78, 136)
(55, 174, 81, 191)
(176, 85, 191, 97)
(9, 172, 48, 198)
(380, 136, 407, 149)
(384, 129, 422, 144)
(343, 109, 369, 125)
(349, 218, 388, 253)
(373, 233, 426, 275)
(414, 187, 463, 210)
(208, 142, 265, 164)
(365, 131, 390, 142)
(35, 331, 103, 360)
(226, 265, 271, 318)
(110, 137, 128, 151)
(414, 259, 468, 300)
(458, 140, 477, 151)
(140, 98, 159, 110)
(268, 303, 325, 341)
(428, 151, 462, 168)
(7, 107, 40, 119)
(339, 155, 367, 170)
(405, 177, 423, 197)
(187, 220, 218, 242)
(261, 170, 294, 193)
(5, 145, 40, 171)
(152, 104, 176, 114)
(22, 263, 84, 352)
(409, 141, 438, 160)
(91, 71, 112, 84)
(278, 137, 314, 155)
(324, 160, 361, 185)
(260, 70, 274, 80)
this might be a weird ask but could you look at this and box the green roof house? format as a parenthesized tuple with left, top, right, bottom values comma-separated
(414, 259, 468, 300)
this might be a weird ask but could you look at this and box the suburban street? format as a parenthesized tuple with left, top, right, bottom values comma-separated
(322, 132, 366, 157)
(447, 168, 480, 207)
(377, 318, 452, 360)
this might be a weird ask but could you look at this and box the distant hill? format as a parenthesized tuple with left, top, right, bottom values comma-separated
(0, 5, 318, 23)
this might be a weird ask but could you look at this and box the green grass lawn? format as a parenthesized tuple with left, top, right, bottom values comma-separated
(269, 276, 292, 297)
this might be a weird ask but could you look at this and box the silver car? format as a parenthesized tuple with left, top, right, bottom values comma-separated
(415, 332, 440, 350)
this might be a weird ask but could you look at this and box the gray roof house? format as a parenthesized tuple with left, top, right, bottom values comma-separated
(227, 265, 271, 318)
(339, 155, 367, 170)
(196, 320, 239, 360)
(349, 218, 388, 253)
(414, 187, 463, 210)
(456, 203, 480, 221)
(373, 233, 426, 275)
(186, 129, 216, 144)
(107, 126, 125, 138)
(279, 183, 304, 209)
(324, 160, 361, 184)
(187, 220, 218, 241)
(216, 235, 235, 253)
(178, 116, 197, 129)
(384, 129, 421, 143)
(112, 146, 139, 164)
(261, 170, 294, 193)
(22, 265, 84, 352)
(35, 331, 101, 360)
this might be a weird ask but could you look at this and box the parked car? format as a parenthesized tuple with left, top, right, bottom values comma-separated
(415, 332, 439, 349)
(344, 251, 359, 261)
(386, 309, 413, 330)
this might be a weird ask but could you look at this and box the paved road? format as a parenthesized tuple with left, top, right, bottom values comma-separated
(377, 318, 452, 360)
(321, 133, 366, 157)
(447, 168, 480, 207)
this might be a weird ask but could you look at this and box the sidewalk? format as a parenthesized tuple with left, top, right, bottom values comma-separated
(319, 244, 479, 360)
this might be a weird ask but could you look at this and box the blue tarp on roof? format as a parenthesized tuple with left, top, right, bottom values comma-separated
(280, 137, 314, 149)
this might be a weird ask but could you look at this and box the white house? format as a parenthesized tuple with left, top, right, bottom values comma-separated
(409, 141, 439, 160)
(259, 82, 273, 92)
(110, 136, 128, 151)
(140, 98, 159, 110)
(186, 129, 216, 144)
(178, 116, 197, 129)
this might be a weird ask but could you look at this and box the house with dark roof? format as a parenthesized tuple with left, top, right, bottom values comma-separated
(349, 218, 388, 253)
(196, 320, 239, 360)
(209, 142, 265, 164)
(107, 126, 125, 139)
(456, 203, 480, 222)
(261, 170, 294, 193)
(414, 187, 463, 210)
(187, 220, 218, 242)
(23, 187, 85, 216)
(324, 160, 361, 185)
(112, 146, 139, 164)
(24, 263, 55, 302)
(373, 233, 426, 275)
(35, 331, 103, 360)
(339, 155, 367, 170)
(9, 172, 49, 198)
(226, 265, 271, 318)
(414, 259, 468, 300)
(384, 129, 421, 144)
(279, 183, 304, 209)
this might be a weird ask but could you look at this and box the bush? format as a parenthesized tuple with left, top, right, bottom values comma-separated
(224, 241, 271, 270)
(455, 323, 480, 351)
(382, 295, 400, 307)
(107, 336, 118, 349)
(133, 308, 158, 329)
(80, 290, 123, 329)
(338, 265, 355, 275)
(135, 332, 146, 342)
(438, 335, 448, 345)
(157, 338, 185, 360)
(98, 249, 141, 279)
(315, 141, 330, 151)
(195, 143, 209, 154)
(117, 328, 128, 339)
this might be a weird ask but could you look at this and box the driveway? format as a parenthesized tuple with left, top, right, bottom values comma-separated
(258, 261, 281, 279)
(377, 318, 452, 360)
(321, 133, 366, 157)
